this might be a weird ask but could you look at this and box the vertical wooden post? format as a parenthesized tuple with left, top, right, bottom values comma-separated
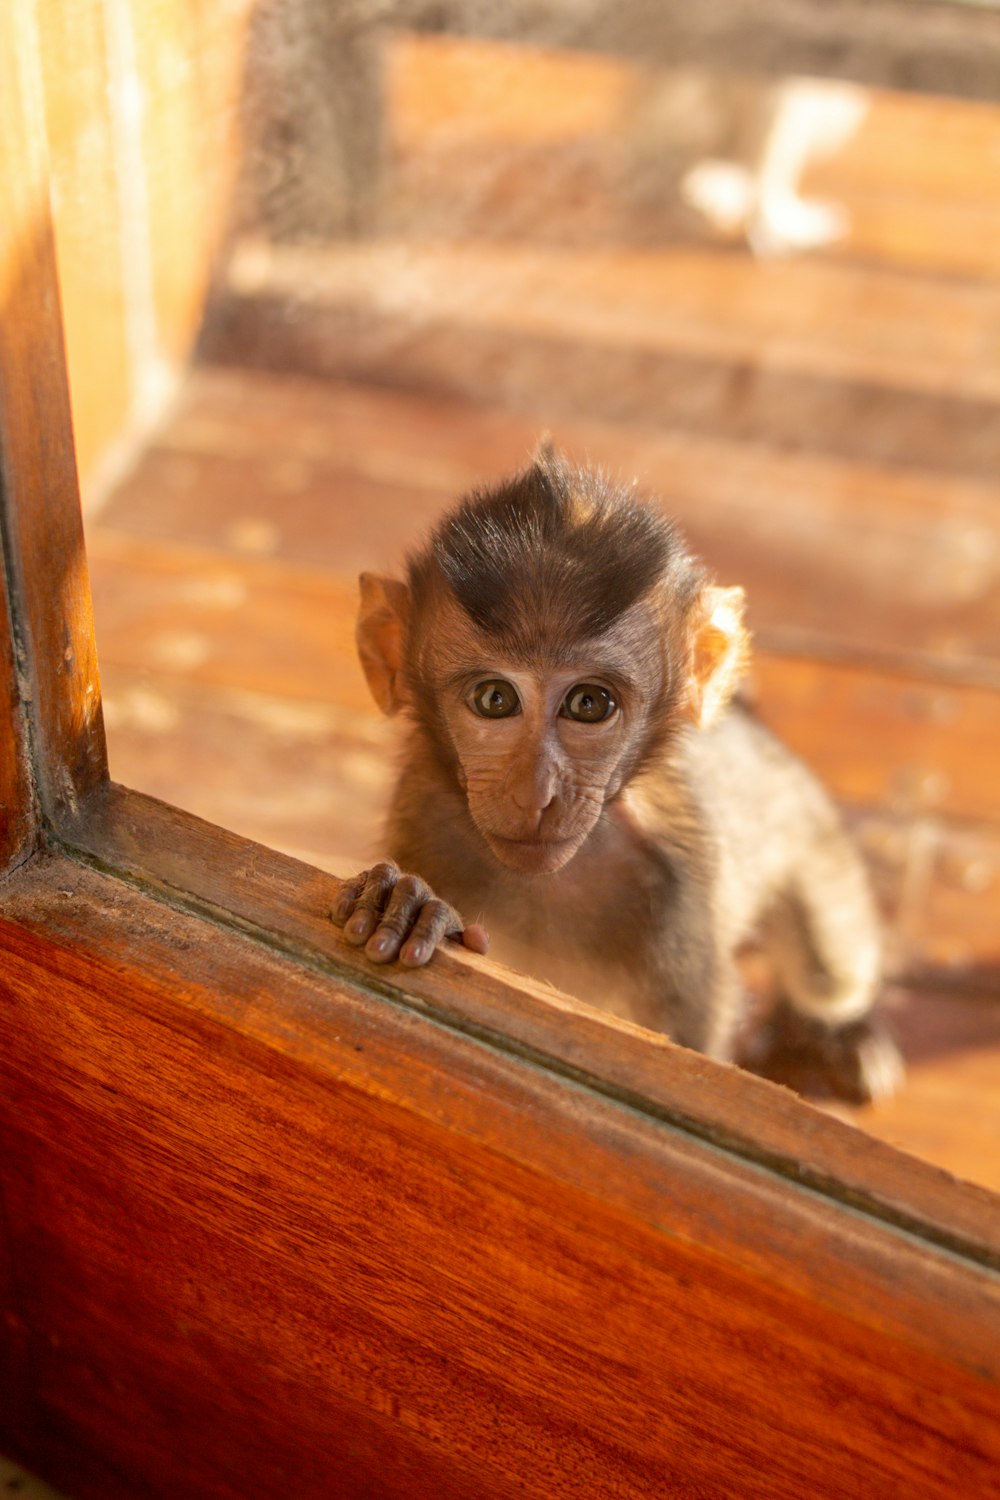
(0, 0, 109, 841)
(0, 543, 34, 874)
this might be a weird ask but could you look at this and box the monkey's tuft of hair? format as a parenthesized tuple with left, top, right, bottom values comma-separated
(409, 448, 701, 657)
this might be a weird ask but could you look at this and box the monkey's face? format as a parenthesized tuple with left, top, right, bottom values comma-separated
(356, 542, 747, 878)
(427, 604, 667, 877)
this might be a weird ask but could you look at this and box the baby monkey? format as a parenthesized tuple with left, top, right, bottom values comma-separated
(334, 447, 902, 1102)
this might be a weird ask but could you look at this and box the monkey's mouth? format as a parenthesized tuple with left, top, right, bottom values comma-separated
(485, 832, 583, 875)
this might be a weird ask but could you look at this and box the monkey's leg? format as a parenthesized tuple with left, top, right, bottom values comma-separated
(633, 932, 744, 1064)
(754, 849, 903, 1102)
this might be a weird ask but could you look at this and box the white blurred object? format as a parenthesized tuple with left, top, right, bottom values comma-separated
(682, 78, 870, 257)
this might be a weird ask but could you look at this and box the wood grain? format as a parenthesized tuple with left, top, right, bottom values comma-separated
(385, 32, 1000, 279)
(202, 267, 1000, 486)
(96, 368, 1000, 688)
(1, 852, 999, 1499)
(99, 667, 393, 873)
(752, 653, 1000, 827)
(409, 0, 1000, 103)
(833, 987, 1000, 1189)
(87, 528, 372, 709)
(61, 780, 1000, 1271)
(35, 0, 132, 488)
(0, 0, 107, 828)
(220, 238, 1000, 402)
(0, 531, 35, 873)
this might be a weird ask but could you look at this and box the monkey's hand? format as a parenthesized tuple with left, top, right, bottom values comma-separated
(331, 861, 490, 968)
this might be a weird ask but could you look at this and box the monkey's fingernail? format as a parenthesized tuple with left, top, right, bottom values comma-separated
(401, 941, 429, 966)
(368, 933, 395, 959)
(332, 899, 352, 923)
(347, 913, 374, 942)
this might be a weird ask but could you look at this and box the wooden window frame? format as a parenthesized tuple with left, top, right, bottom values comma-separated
(1, 6, 999, 1495)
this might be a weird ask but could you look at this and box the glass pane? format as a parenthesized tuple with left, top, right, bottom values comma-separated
(44, 1, 1000, 1188)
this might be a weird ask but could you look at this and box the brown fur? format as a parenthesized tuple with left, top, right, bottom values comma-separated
(343, 450, 902, 1102)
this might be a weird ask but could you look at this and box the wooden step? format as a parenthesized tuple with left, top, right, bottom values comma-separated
(385, 33, 1000, 279)
(200, 31, 1000, 489)
(202, 236, 1000, 483)
(98, 368, 1000, 687)
(826, 983, 1000, 1193)
(89, 508, 1000, 830)
(100, 670, 392, 875)
(87, 528, 371, 711)
(219, 237, 1000, 403)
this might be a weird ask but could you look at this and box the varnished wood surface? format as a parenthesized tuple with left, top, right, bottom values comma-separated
(0, 537, 34, 874)
(1, 853, 999, 1499)
(384, 33, 1000, 277)
(0, 0, 107, 828)
(402, 0, 1000, 103)
(208, 236, 1000, 490)
(94, 368, 1000, 684)
(63, 781, 1000, 1264)
(34, 0, 253, 489)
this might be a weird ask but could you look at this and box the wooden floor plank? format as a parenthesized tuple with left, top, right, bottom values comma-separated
(221, 238, 1000, 403)
(805, 86, 1000, 205)
(97, 370, 1000, 685)
(825, 988, 1000, 1192)
(86, 517, 1000, 829)
(87, 528, 371, 711)
(752, 654, 1000, 827)
(201, 284, 1000, 482)
(385, 33, 1000, 279)
(100, 671, 392, 874)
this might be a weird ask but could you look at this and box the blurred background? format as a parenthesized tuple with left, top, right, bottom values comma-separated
(32, 0, 1000, 1183)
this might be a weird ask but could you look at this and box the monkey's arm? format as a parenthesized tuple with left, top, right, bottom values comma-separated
(331, 860, 490, 968)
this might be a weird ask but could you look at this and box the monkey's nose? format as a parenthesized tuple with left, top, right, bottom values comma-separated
(509, 762, 558, 818)
(511, 788, 555, 819)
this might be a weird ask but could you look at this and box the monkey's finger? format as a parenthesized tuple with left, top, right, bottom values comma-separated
(397, 896, 463, 967)
(364, 872, 437, 964)
(456, 922, 490, 956)
(330, 870, 370, 928)
(343, 860, 400, 947)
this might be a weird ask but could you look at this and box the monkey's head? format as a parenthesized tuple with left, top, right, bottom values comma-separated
(356, 448, 748, 876)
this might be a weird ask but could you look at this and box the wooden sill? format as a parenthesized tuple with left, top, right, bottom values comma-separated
(3, 841, 1000, 1497)
(55, 778, 1000, 1276)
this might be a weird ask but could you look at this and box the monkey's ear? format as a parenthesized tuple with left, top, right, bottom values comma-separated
(683, 586, 749, 729)
(356, 573, 410, 715)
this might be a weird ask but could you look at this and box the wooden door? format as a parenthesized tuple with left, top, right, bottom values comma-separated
(1, 4, 999, 1496)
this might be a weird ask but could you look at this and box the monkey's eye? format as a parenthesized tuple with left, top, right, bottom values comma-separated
(562, 684, 617, 724)
(469, 679, 521, 719)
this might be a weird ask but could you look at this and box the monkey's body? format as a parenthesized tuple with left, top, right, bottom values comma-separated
(387, 702, 881, 1062)
(336, 449, 902, 1102)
